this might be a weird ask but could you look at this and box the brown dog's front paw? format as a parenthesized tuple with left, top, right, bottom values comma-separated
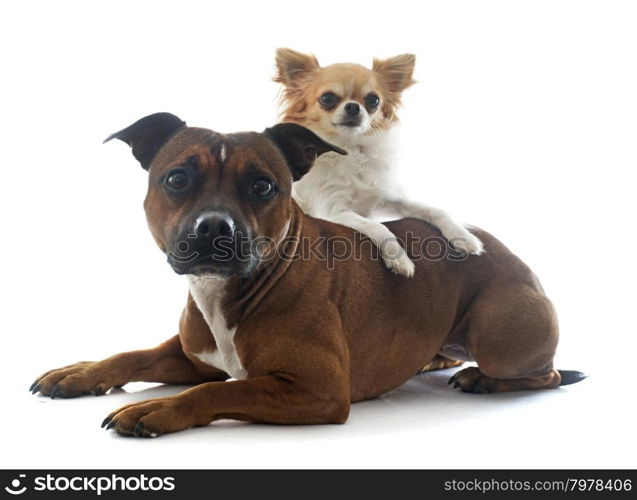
(30, 362, 120, 398)
(102, 397, 202, 438)
(448, 367, 494, 394)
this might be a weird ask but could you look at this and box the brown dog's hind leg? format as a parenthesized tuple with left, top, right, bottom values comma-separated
(418, 355, 463, 374)
(449, 366, 561, 393)
(449, 283, 561, 394)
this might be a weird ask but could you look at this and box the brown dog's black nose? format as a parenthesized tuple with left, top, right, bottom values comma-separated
(344, 102, 360, 116)
(168, 210, 251, 276)
(194, 212, 235, 240)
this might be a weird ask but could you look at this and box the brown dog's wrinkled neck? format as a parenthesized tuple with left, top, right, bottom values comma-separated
(234, 201, 304, 321)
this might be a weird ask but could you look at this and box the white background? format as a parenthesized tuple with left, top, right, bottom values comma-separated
(1, 0, 635, 469)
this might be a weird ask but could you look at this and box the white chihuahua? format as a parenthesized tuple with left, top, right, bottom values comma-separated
(274, 48, 483, 277)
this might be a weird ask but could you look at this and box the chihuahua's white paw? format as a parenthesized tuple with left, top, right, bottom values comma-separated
(379, 240, 415, 277)
(383, 253, 416, 277)
(447, 228, 484, 255)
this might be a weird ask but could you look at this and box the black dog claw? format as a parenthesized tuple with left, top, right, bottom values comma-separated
(31, 384, 41, 395)
(50, 386, 61, 399)
(29, 381, 38, 392)
(105, 420, 117, 431)
(101, 416, 112, 428)
(133, 422, 144, 438)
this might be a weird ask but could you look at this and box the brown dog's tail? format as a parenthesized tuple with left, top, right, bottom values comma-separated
(558, 370, 588, 386)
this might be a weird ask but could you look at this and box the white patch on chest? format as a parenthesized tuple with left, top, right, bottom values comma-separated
(187, 276, 247, 379)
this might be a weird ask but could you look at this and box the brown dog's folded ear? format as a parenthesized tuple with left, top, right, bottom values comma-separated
(274, 48, 320, 87)
(104, 112, 186, 170)
(263, 123, 347, 181)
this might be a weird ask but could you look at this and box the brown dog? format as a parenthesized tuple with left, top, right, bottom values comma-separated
(30, 113, 585, 437)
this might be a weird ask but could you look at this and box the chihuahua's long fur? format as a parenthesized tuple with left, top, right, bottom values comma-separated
(274, 48, 483, 277)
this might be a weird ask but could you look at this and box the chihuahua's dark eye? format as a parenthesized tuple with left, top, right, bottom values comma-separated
(319, 92, 339, 109)
(252, 178, 276, 199)
(364, 93, 380, 111)
(165, 169, 189, 190)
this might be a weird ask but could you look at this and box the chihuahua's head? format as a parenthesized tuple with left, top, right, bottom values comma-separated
(274, 48, 415, 141)
(105, 113, 345, 278)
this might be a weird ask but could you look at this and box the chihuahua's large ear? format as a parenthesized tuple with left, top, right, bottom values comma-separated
(103, 112, 186, 170)
(263, 123, 347, 181)
(274, 48, 319, 87)
(372, 54, 416, 93)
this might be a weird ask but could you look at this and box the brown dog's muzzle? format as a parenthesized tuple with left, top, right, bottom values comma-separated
(167, 208, 257, 277)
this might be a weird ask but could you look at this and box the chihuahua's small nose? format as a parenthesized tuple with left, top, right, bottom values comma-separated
(194, 212, 235, 240)
(344, 102, 360, 117)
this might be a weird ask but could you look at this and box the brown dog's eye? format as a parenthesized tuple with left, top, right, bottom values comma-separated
(252, 178, 276, 199)
(364, 93, 380, 111)
(319, 92, 339, 110)
(165, 170, 189, 190)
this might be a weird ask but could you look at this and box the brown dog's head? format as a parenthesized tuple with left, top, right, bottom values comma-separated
(105, 113, 345, 277)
